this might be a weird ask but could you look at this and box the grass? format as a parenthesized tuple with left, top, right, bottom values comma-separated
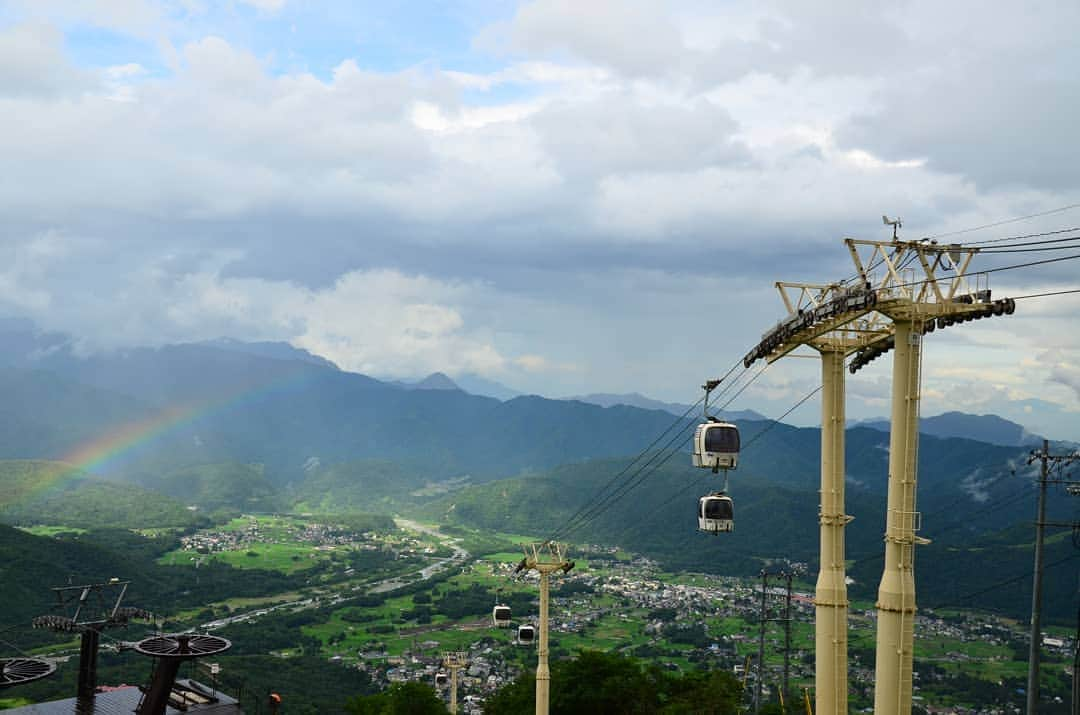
(158, 541, 325, 573)
(16, 524, 87, 537)
(0, 698, 33, 709)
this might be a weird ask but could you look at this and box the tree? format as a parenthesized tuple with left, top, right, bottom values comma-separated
(483, 650, 742, 715)
(345, 681, 448, 715)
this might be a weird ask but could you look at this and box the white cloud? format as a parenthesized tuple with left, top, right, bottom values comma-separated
(0, 1, 1077, 438)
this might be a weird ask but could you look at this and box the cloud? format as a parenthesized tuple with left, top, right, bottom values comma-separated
(483, 0, 686, 78)
(0, 2, 1078, 439)
(531, 94, 749, 178)
(835, 2, 1080, 190)
(0, 23, 97, 98)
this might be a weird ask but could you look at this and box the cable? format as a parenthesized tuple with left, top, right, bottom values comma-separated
(555, 415, 698, 541)
(981, 253, 1080, 274)
(1011, 288, 1080, 300)
(927, 552, 1078, 612)
(925, 203, 1080, 241)
(548, 358, 748, 542)
(557, 365, 769, 541)
(547, 391, 711, 541)
(963, 225, 1080, 245)
(741, 384, 822, 452)
(978, 239, 1080, 254)
(605, 382, 824, 548)
(861, 253, 1080, 296)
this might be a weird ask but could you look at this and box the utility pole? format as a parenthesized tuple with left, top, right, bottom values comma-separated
(1026, 442, 1080, 714)
(783, 571, 793, 707)
(1028, 439, 1050, 714)
(1072, 601, 1079, 715)
(754, 568, 798, 714)
(442, 651, 468, 714)
(756, 570, 768, 714)
(516, 541, 573, 715)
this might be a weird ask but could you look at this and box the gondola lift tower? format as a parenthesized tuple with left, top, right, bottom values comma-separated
(743, 217, 1016, 715)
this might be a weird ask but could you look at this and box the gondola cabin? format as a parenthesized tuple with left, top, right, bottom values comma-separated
(698, 493, 734, 533)
(692, 420, 740, 471)
(492, 605, 512, 628)
(435, 673, 449, 688)
(517, 624, 536, 645)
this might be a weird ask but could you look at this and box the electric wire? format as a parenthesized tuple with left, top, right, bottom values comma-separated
(848, 480, 1031, 567)
(977, 237, 1080, 254)
(607, 381, 823, 549)
(960, 225, 1080, 245)
(924, 203, 1080, 240)
(927, 552, 1078, 612)
(1010, 288, 1080, 300)
(850, 253, 1080, 298)
(545, 394, 705, 543)
(547, 357, 750, 542)
(557, 364, 771, 542)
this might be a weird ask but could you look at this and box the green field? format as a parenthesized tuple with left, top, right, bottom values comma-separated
(16, 524, 87, 537)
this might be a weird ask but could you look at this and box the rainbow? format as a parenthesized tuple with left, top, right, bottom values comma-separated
(59, 402, 205, 476)
(37, 365, 320, 491)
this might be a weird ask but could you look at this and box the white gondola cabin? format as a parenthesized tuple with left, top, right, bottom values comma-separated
(698, 493, 734, 533)
(692, 419, 740, 472)
(492, 605, 512, 628)
(517, 624, 536, 645)
(435, 672, 449, 688)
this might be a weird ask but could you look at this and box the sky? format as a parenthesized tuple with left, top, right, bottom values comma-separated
(1, 0, 1079, 439)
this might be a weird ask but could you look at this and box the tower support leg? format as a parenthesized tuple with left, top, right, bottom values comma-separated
(815, 349, 849, 715)
(536, 570, 550, 715)
(77, 629, 100, 700)
(873, 319, 922, 715)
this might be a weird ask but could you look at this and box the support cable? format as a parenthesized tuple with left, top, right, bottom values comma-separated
(924, 203, 1080, 240)
(606, 382, 823, 548)
(926, 553, 1078, 612)
(557, 365, 770, 541)
(545, 394, 705, 543)
(548, 358, 748, 542)
(961, 225, 1080, 245)
(544, 358, 747, 544)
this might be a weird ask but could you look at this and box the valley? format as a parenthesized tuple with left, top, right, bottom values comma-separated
(0, 336, 1076, 714)
(4, 510, 1076, 714)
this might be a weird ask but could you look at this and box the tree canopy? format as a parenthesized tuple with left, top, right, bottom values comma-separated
(482, 650, 743, 715)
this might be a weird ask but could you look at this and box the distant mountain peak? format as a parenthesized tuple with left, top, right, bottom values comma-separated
(198, 338, 339, 370)
(566, 392, 767, 421)
(853, 411, 1043, 447)
(413, 372, 461, 391)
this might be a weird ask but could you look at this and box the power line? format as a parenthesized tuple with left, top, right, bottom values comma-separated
(545, 394, 704, 542)
(978, 236, 1080, 254)
(547, 358, 750, 542)
(981, 252, 1080, 275)
(607, 383, 824, 548)
(558, 365, 770, 541)
(925, 204, 1080, 240)
(927, 552, 1078, 612)
(963, 227, 1080, 246)
(741, 384, 822, 452)
(1012, 288, 1080, 300)
(552, 359, 760, 542)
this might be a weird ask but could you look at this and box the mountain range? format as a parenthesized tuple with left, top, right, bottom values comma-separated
(0, 325, 1074, 621)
